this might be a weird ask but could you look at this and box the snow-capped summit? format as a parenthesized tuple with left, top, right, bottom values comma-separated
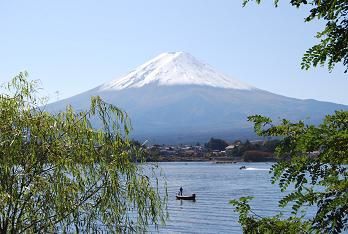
(47, 52, 347, 144)
(99, 52, 254, 91)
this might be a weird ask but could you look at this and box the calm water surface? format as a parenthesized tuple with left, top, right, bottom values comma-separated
(155, 162, 290, 233)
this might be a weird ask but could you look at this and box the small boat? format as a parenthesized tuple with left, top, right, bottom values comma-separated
(240, 166, 246, 170)
(176, 193, 196, 201)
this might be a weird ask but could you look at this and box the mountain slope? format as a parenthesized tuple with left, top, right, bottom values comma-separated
(46, 52, 347, 143)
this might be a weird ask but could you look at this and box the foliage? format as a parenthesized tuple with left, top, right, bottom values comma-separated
(204, 137, 229, 151)
(146, 146, 161, 162)
(231, 111, 348, 233)
(0, 73, 167, 233)
(243, 0, 348, 73)
(228, 139, 280, 158)
(230, 196, 311, 233)
(231, 1, 348, 233)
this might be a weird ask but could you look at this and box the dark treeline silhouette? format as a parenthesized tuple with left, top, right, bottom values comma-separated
(204, 138, 229, 151)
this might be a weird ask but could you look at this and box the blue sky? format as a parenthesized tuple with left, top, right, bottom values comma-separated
(1, 0, 347, 104)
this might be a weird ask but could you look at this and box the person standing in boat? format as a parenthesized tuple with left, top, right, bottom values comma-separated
(179, 187, 183, 196)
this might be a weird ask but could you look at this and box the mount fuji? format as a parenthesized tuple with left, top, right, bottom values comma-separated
(47, 52, 347, 143)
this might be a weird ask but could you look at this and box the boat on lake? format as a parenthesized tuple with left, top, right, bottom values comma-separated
(176, 193, 196, 201)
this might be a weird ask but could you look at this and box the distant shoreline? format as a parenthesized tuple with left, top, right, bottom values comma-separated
(147, 157, 275, 163)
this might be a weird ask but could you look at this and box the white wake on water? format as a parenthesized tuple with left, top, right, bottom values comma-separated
(244, 167, 270, 171)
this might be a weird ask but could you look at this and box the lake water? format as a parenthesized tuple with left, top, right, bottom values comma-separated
(155, 162, 293, 233)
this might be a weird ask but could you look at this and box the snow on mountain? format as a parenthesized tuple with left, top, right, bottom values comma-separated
(98, 52, 254, 91)
(47, 52, 348, 144)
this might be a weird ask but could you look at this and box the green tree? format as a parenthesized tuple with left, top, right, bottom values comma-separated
(243, 0, 348, 73)
(230, 196, 312, 233)
(241, 112, 347, 233)
(0, 73, 167, 233)
(230, 1, 348, 233)
(205, 138, 229, 151)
